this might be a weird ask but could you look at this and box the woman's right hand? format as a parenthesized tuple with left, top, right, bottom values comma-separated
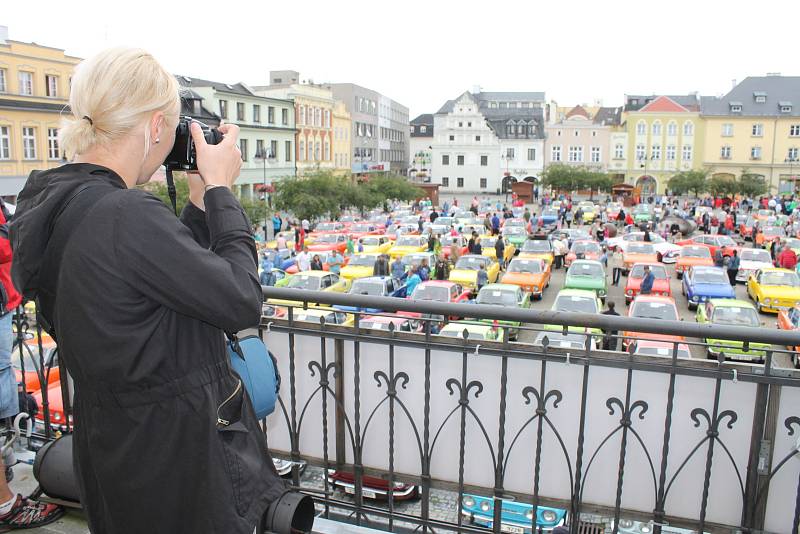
(190, 122, 242, 189)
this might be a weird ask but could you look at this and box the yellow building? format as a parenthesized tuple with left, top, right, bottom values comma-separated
(701, 76, 800, 194)
(332, 101, 351, 175)
(0, 35, 81, 197)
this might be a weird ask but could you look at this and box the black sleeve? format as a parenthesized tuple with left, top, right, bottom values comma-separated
(116, 188, 261, 332)
(180, 201, 211, 248)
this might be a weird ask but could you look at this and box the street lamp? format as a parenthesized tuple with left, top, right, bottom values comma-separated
(255, 146, 274, 241)
(785, 155, 798, 194)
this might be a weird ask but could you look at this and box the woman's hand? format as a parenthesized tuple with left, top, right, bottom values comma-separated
(187, 172, 206, 211)
(190, 122, 242, 189)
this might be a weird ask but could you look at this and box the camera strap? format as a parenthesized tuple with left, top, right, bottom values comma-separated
(165, 168, 178, 215)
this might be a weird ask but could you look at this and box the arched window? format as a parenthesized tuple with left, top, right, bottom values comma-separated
(652, 121, 662, 136)
(683, 121, 694, 136)
(324, 140, 330, 160)
(636, 121, 646, 135)
(299, 140, 305, 161)
(299, 106, 306, 126)
(315, 141, 321, 161)
(667, 121, 677, 136)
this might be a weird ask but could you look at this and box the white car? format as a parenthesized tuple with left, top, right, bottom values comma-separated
(606, 232, 681, 263)
(736, 248, 774, 282)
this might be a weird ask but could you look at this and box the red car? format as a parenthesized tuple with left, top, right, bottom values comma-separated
(13, 334, 60, 394)
(327, 470, 420, 501)
(307, 233, 348, 253)
(624, 263, 671, 304)
(309, 221, 347, 239)
(285, 251, 349, 274)
(398, 280, 472, 324)
(622, 295, 685, 350)
(564, 240, 602, 268)
(439, 235, 468, 259)
(676, 234, 738, 258)
(347, 222, 381, 239)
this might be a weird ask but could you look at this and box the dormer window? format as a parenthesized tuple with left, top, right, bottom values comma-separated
(780, 101, 793, 113)
(754, 91, 767, 103)
(730, 102, 742, 113)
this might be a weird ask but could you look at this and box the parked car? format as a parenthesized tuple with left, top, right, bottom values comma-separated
(439, 234, 469, 259)
(479, 235, 516, 263)
(472, 283, 531, 340)
(267, 271, 352, 308)
(629, 340, 692, 360)
(623, 295, 684, 349)
(518, 239, 554, 265)
(735, 248, 773, 283)
(682, 266, 735, 310)
(564, 260, 608, 301)
(696, 299, 769, 362)
(460, 494, 566, 534)
(746, 267, 800, 313)
(339, 253, 381, 280)
(439, 323, 500, 341)
(622, 242, 658, 273)
(501, 226, 528, 248)
(357, 314, 415, 332)
(533, 331, 598, 351)
(327, 470, 420, 501)
(307, 233, 348, 254)
(500, 258, 551, 299)
(675, 245, 714, 279)
(291, 307, 354, 327)
(539, 208, 558, 226)
(777, 305, 800, 366)
(358, 235, 393, 254)
(545, 289, 603, 335)
(12, 333, 60, 394)
(398, 280, 471, 324)
(625, 263, 671, 303)
(756, 225, 786, 248)
(449, 255, 500, 291)
(388, 235, 428, 259)
(564, 240, 602, 267)
(347, 222, 381, 239)
(333, 276, 407, 313)
(676, 234, 739, 258)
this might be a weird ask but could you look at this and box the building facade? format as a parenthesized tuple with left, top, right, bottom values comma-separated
(326, 83, 409, 176)
(700, 76, 800, 194)
(332, 101, 351, 174)
(0, 28, 81, 197)
(431, 90, 545, 193)
(409, 113, 433, 182)
(544, 104, 620, 173)
(619, 94, 705, 196)
(178, 76, 296, 198)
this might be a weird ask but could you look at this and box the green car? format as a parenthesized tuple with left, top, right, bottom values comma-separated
(696, 299, 770, 362)
(501, 226, 529, 248)
(633, 204, 654, 224)
(544, 289, 603, 335)
(472, 283, 531, 340)
(564, 260, 607, 301)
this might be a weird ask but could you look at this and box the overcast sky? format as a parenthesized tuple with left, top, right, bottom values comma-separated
(3, 0, 798, 118)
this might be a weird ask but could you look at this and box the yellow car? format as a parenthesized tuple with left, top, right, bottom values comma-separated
(291, 307, 354, 327)
(579, 202, 597, 223)
(448, 255, 500, 291)
(518, 239, 554, 265)
(266, 230, 296, 249)
(267, 270, 352, 308)
(359, 235, 394, 254)
(388, 235, 428, 259)
(340, 253, 382, 280)
(746, 267, 800, 313)
(478, 235, 516, 263)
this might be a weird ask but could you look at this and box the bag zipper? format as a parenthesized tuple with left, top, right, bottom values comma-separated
(216, 379, 242, 427)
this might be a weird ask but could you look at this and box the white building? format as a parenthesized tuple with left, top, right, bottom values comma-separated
(431, 90, 545, 193)
(409, 114, 433, 182)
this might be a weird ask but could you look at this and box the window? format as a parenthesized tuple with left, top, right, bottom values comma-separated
(789, 148, 799, 161)
(721, 123, 733, 137)
(457, 155, 464, 165)
(316, 108, 322, 127)
(635, 144, 646, 160)
(458, 122, 463, 127)
(568, 146, 583, 162)
(480, 178, 487, 188)
(750, 123, 763, 137)
(556, 130, 562, 136)
(18, 71, 33, 96)
(730, 104, 742, 113)
(475, 135, 481, 142)
(449, 135, 454, 141)
(651, 144, 661, 160)
(551, 145, 562, 162)
(219, 100, 228, 119)
(442, 177, 449, 187)
(591, 130, 597, 137)
(683, 122, 694, 136)
(420, 125, 427, 133)
(636, 121, 646, 135)
(682, 145, 693, 160)
(751, 146, 762, 160)
(468, 122, 472, 127)
(480, 155, 488, 166)
(268, 106, 275, 124)
(0, 126, 10, 159)
(573, 130, 579, 137)
(667, 122, 677, 136)
(324, 110, 330, 128)
(666, 145, 676, 160)
(271, 140, 278, 159)
(527, 148, 536, 161)
(285, 140, 292, 161)
(282, 108, 288, 125)
(720, 145, 731, 159)
(442, 154, 449, 165)
(755, 93, 766, 103)
(256, 139, 265, 158)
(590, 146, 601, 163)
(457, 177, 464, 188)
(299, 140, 305, 161)
(236, 102, 245, 121)
(0, 69, 6, 92)
(251, 105, 261, 123)
(299, 106, 306, 125)
(652, 122, 662, 136)
(324, 141, 330, 161)
(506, 148, 515, 159)
(781, 105, 793, 113)
(614, 144, 624, 159)
(22, 127, 36, 159)
(46, 127, 59, 159)
(45, 75, 58, 97)
(239, 138, 248, 161)
(315, 142, 321, 161)
(791, 125, 800, 137)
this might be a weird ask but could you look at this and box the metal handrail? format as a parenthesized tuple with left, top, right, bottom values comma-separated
(262, 286, 800, 346)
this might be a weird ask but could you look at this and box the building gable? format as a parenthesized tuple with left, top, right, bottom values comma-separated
(639, 96, 690, 113)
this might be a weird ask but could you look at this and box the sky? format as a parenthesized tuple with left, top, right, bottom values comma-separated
(3, 0, 799, 119)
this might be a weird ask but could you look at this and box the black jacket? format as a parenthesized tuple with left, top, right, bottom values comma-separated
(9, 163, 286, 533)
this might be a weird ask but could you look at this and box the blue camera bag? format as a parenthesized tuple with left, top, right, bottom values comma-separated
(227, 334, 280, 420)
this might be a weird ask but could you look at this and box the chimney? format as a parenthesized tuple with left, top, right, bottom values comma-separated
(0, 26, 8, 44)
(731, 79, 737, 89)
(471, 85, 482, 95)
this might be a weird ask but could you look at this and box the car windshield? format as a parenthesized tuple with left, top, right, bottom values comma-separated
(533, 332, 588, 349)
(412, 284, 449, 302)
(717, 236, 736, 246)
(627, 243, 655, 254)
(402, 254, 432, 267)
(360, 237, 381, 246)
(507, 259, 543, 274)
(286, 275, 321, 290)
(315, 223, 339, 232)
(348, 255, 377, 267)
(682, 247, 711, 258)
(316, 234, 341, 244)
(740, 249, 771, 262)
(692, 269, 728, 284)
(634, 205, 652, 213)
(542, 209, 557, 217)
(351, 224, 373, 232)
(481, 237, 498, 247)
(712, 306, 759, 326)
(440, 236, 461, 246)
(522, 240, 551, 252)
(456, 256, 489, 270)
(758, 209, 774, 217)
(397, 236, 423, 246)
(554, 294, 598, 314)
(571, 241, 600, 254)
(636, 345, 692, 359)
(630, 265, 668, 279)
(631, 301, 678, 320)
(785, 239, 800, 249)
(350, 280, 385, 295)
(505, 219, 525, 227)
(761, 271, 800, 286)
(568, 262, 604, 278)
(477, 288, 519, 306)
(503, 227, 526, 235)
(764, 227, 785, 237)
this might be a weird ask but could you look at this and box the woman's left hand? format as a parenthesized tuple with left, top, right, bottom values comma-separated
(187, 172, 206, 211)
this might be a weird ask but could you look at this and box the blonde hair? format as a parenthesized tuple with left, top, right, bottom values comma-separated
(60, 47, 180, 159)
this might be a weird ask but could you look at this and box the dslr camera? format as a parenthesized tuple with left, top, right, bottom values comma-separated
(163, 116, 223, 171)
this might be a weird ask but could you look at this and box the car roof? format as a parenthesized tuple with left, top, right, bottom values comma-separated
(357, 276, 391, 282)
(296, 271, 331, 278)
(421, 280, 456, 287)
(630, 262, 663, 268)
(632, 294, 676, 304)
(691, 265, 725, 273)
(557, 288, 598, 298)
(707, 298, 755, 308)
(351, 252, 383, 258)
(480, 283, 520, 292)
(296, 308, 339, 317)
(569, 259, 604, 267)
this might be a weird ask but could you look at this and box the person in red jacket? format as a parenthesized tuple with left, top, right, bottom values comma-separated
(778, 246, 798, 270)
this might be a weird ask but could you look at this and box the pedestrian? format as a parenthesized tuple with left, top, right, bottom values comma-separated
(419, 258, 431, 281)
(602, 301, 621, 351)
(553, 236, 567, 270)
(418, 215, 424, 233)
(727, 249, 740, 285)
(430, 208, 439, 223)
(435, 257, 450, 280)
(713, 248, 724, 268)
(272, 212, 282, 237)
(523, 207, 531, 223)
(609, 247, 623, 286)
(449, 241, 461, 264)
(310, 254, 324, 271)
(374, 254, 390, 276)
(345, 234, 355, 256)
(779, 246, 798, 270)
(276, 230, 288, 250)
(484, 213, 492, 234)
(391, 255, 406, 280)
(260, 252, 275, 286)
(477, 263, 489, 291)
(434, 234, 443, 257)
(294, 224, 305, 252)
(495, 237, 506, 268)
(467, 233, 476, 254)
(640, 265, 655, 295)
(491, 212, 501, 235)
(296, 246, 311, 271)
(328, 249, 344, 275)
(406, 266, 422, 295)
(473, 237, 483, 255)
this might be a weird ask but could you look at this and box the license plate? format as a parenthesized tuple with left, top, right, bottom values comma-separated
(501, 525, 525, 534)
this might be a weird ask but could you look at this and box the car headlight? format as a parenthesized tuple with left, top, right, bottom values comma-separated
(691, 296, 699, 302)
(525, 509, 534, 520)
(626, 289, 634, 296)
(463, 496, 475, 508)
(618, 519, 634, 529)
(639, 524, 652, 534)
(764, 298, 771, 304)
(599, 289, 606, 296)
(479, 501, 491, 512)
(532, 285, 539, 292)
(53, 412, 62, 421)
(541, 510, 557, 523)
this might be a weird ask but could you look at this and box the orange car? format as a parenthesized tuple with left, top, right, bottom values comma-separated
(622, 242, 658, 273)
(622, 295, 685, 350)
(500, 257, 551, 299)
(565, 240, 602, 268)
(12, 333, 60, 394)
(307, 233, 348, 253)
(777, 306, 800, 366)
(755, 226, 786, 248)
(675, 245, 714, 279)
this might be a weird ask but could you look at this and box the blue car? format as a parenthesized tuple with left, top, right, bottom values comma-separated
(682, 265, 735, 310)
(461, 494, 566, 533)
(539, 208, 558, 226)
(333, 276, 407, 313)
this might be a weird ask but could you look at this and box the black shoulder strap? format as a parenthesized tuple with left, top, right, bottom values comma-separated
(37, 184, 117, 337)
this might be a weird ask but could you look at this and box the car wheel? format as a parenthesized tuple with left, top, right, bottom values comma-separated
(677, 272, 683, 280)
(688, 302, 696, 311)
(657, 253, 663, 262)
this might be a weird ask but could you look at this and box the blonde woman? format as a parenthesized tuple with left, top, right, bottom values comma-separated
(10, 48, 287, 533)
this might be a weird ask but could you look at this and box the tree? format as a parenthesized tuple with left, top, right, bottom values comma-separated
(542, 165, 612, 200)
(706, 175, 738, 198)
(667, 170, 708, 197)
(738, 171, 770, 198)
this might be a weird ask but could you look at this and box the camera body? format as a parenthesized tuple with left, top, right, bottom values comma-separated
(163, 117, 223, 171)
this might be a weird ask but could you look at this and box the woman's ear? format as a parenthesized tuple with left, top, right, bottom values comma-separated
(151, 111, 165, 143)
